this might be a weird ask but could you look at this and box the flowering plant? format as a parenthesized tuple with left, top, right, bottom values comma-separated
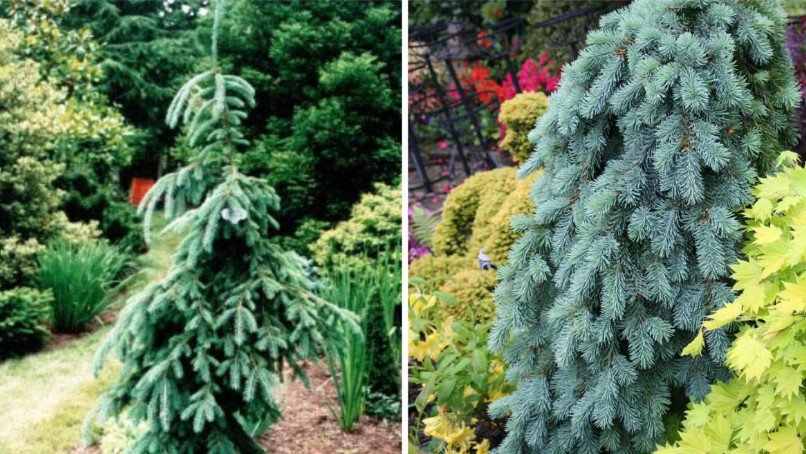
(409, 291, 512, 453)
(502, 52, 560, 99)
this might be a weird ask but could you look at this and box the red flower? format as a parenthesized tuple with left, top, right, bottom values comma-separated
(477, 31, 492, 48)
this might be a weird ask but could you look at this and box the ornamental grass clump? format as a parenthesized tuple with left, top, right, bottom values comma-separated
(85, 1, 357, 452)
(488, 0, 800, 452)
(36, 240, 129, 333)
(324, 266, 371, 432)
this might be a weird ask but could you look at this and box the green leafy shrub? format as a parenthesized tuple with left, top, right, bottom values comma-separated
(498, 92, 549, 163)
(0, 21, 66, 289)
(36, 240, 129, 333)
(409, 291, 512, 453)
(312, 183, 402, 270)
(9, 0, 137, 248)
(0, 287, 53, 359)
(659, 155, 806, 454)
(489, 0, 800, 452)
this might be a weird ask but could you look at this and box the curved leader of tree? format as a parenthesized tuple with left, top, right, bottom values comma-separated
(84, 1, 358, 453)
(488, 0, 800, 453)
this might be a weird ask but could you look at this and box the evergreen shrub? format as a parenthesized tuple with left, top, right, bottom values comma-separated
(499, 92, 550, 163)
(9, 0, 139, 248)
(488, 0, 800, 452)
(0, 287, 53, 359)
(312, 183, 403, 270)
(432, 168, 519, 259)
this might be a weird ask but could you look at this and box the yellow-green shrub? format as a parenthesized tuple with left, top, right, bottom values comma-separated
(432, 167, 517, 257)
(470, 170, 539, 264)
(311, 183, 402, 270)
(409, 256, 498, 324)
(659, 154, 806, 454)
(0, 21, 66, 288)
(439, 269, 498, 324)
(498, 92, 548, 163)
(408, 254, 473, 285)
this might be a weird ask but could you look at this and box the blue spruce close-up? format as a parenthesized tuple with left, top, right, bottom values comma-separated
(487, 0, 800, 452)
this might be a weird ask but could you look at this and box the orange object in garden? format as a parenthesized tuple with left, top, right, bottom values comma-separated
(129, 178, 155, 206)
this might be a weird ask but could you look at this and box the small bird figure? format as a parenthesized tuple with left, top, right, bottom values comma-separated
(478, 248, 497, 271)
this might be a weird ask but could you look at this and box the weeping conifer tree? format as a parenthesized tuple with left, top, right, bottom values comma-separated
(488, 0, 800, 453)
(85, 2, 357, 452)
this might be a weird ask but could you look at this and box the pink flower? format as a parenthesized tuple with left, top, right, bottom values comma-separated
(437, 140, 449, 149)
(502, 53, 561, 99)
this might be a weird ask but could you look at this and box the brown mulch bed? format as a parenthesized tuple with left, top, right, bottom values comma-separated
(47, 309, 119, 351)
(75, 361, 401, 454)
(259, 361, 401, 454)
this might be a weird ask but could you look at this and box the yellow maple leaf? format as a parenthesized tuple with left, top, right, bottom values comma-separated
(756, 174, 791, 200)
(772, 366, 802, 399)
(755, 225, 783, 245)
(777, 281, 806, 314)
(763, 427, 803, 454)
(727, 334, 772, 382)
(682, 330, 705, 357)
(735, 284, 768, 313)
(703, 302, 742, 331)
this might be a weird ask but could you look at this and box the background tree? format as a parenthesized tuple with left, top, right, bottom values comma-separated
(214, 0, 402, 245)
(60, 0, 204, 180)
(488, 0, 800, 452)
(8, 0, 141, 248)
(87, 2, 356, 452)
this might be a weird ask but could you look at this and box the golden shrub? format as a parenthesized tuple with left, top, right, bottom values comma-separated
(432, 167, 517, 257)
(498, 92, 549, 163)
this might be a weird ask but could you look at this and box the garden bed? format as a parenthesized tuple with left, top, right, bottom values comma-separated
(259, 361, 401, 454)
(0, 223, 400, 454)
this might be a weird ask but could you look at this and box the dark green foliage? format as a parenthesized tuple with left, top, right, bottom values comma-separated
(489, 1, 800, 453)
(0, 287, 53, 359)
(61, 0, 204, 178)
(410, 0, 531, 27)
(87, 4, 357, 451)
(58, 167, 144, 252)
(214, 0, 401, 236)
(37, 240, 129, 333)
(524, 1, 624, 67)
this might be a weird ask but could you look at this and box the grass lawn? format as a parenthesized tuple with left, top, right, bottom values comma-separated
(0, 219, 180, 454)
